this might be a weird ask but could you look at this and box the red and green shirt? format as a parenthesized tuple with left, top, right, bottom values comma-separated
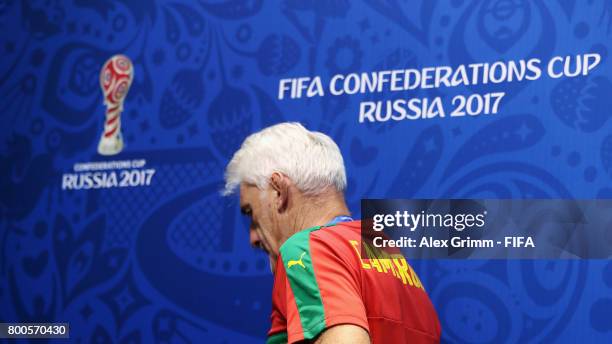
(267, 220, 441, 344)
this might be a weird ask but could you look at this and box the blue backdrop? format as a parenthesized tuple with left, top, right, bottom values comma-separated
(1, 0, 612, 342)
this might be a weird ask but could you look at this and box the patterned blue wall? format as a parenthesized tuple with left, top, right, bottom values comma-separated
(1, 0, 612, 342)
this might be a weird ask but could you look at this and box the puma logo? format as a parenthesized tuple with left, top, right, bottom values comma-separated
(287, 252, 306, 269)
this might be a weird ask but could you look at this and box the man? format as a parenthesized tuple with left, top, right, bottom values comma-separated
(223, 122, 441, 343)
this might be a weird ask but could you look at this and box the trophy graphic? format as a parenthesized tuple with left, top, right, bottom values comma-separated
(97, 54, 134, 156)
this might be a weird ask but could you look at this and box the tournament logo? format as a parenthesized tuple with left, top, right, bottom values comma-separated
(61, 54, 156, 191)
(97, 54, 134, 156)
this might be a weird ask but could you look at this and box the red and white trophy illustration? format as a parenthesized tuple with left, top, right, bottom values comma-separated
(97, 54, 134, 156)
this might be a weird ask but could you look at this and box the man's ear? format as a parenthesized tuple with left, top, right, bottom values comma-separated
(269, 172, 289, 212)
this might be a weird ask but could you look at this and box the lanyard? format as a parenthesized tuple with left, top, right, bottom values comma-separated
(325, 215, 354, 226)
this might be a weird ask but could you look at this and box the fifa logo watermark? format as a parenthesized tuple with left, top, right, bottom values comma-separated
(97, 54, 134, 156)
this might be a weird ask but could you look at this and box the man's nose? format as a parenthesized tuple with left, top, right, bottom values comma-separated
(249, 228, 261, 248)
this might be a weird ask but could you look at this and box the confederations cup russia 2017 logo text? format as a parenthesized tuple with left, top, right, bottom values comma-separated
(61, 53, 156, 191)
(97, 54, 134, 156)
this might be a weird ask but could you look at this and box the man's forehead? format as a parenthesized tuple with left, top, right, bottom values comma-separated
(239, 183, 258, 204)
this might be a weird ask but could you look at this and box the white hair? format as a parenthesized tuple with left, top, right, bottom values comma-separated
(223, 122, 347, 196)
